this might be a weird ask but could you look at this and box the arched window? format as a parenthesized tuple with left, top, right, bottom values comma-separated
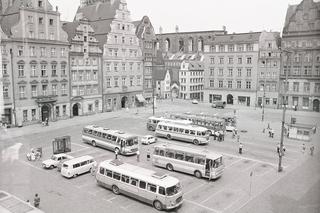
(188, 38, 193, 52)
(198, 37, 204, 52)
(165, 38, 170, 52)
(179, 38, 184, 52)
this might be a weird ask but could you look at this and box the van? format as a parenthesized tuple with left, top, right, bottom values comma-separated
(61, 155, 96, 178)
(211, 101, 226, 109)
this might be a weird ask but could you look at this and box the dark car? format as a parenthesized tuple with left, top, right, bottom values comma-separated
(211, 101, 226, 109)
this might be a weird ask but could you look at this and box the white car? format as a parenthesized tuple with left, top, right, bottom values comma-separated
(141, 135, 157, 145)
(42, 153, 73, 169)
(192, 99, 199, 104)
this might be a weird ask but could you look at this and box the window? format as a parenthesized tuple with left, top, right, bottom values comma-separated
(106, 78, 111, 88)
(39, 17, 43, 24)
(238, 57, 242, 64)
(49, 19, 53, 25)
(40, 47, 46, 57)
(52, 85, 57, 96)
(18, 65, 24, 77)
(93, 71, 97, 80)
(38, 0, 43, 7)
(41, 65, 47, 76)
(2, 64, 8, 75)
(61, 48, 65, 57)
(246, 68, 252, 77)
(139, 181, 146, 189)
(228, 45, 234, 52)
(63, 105, 66, 115)
(23, 110, 28, 122)
(3, 86, 9, 98)
(114, 63, 118, 72)
(147, 183, 157, 193)
(137, 77, 141, 86)
(28, 15, 34, 23)
(303, 97, 309, 107)
(51, 48, 56, 56)
(293, 82, 299, 92)
(237, 68, 242, 77)
(30, 46, 35, 56)
(51, 65, 57, 76)
(228, 81, 232, 88)
(246, 81, 251, 89)
(237, 80, 241, 89)
(61, 64, 66, 76)
(209, 80, 214, 87)
(218, 68, 223, 76)
(210, 68, 214, 76)
(32, 109, 36, 120)
(122, 77, 126, 86)
(210, 57, 214, 64)
(113, 172, 120, 180)
(19, 86, 26, 98)
(61, 84, 67, 95)
(79, 86, 85, 95)
(72, 86, 77, 96)
(273, 98, 277, 105)
(31, 85, 37, 97)
(237, 44, 244, 52)
(219, 45, 225, 52)
(219, 57, 224, 64)
(303, 83, 310, 93)
(55, 106, 60, 117)
(114, 77, 119, 87)
(42, 85, 48, 96)
(247, 57, 252, 64)
(50, 33, 54, 40)
(130, 77, 133, 86)
(228, 57, 233, 64)
(218, 80, 223, 88)
(18, 46, 23, 56)
(246, 44, 253, 51)
(159, 187, 165, 195)
(228, 68, 233, 76)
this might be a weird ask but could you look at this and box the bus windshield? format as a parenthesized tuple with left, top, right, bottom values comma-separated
(126, 137, 138, 146)
(212, 157, 223, 168)
(166, 183, 181, 196)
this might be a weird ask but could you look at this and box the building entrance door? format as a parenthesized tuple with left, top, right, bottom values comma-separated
(227, 94, 233, 104)
(121, 96, 128, 108)
(73, 103, 79, 116)
(313, 99, 319, 112)
(41, 105, 50, 122)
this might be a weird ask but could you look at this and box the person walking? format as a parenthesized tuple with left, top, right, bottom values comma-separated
(33, 194, 40, 208)
(302, 143, 306, 154)
(115, 149, 119, 159)
(310, 145, 315, 156)
(147, 149, 150, 161)
(136, 149, 140, 162)
(277, 143, 280, 153)
(239, 143, 243, 154)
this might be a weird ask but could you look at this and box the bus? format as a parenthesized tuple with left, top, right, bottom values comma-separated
(170, 113, 226, 135)
(0, 190, 44, 213)
(96, 159, 183, 211)
(147, 116, 192, 131)
(152, 144, 224, 180)
(82, 125, 138, 155)
(192, 112, 237, 128)
(155, 121, 210, 145)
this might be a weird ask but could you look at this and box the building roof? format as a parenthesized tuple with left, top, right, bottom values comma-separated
(205, 32, 261, 45)
(62, 21, 80, 42)
(75, 0, 120, 47)
(156, 29, 226, 36)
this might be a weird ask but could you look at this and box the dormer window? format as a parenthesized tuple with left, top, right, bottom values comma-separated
(39, 17, 43, 24)
(38, 1, 43, 8)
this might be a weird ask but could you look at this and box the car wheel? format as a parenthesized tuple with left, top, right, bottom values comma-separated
(112, 185, 120, 195)
(166, 134, 171, 140)
(50, 165, 54, 169)
(166, 163, 174, 171)
(92, 141, 96, 147)
(194, 170, 202, 179)
(193, 139, 199, 145)
(153, 200, 163, 211)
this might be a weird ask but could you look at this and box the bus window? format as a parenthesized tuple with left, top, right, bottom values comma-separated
(197, 131, 201, 136)
(154, 148, 160, 155)
(165, 150, 175, 158)
(130, 178, 138, 186)
(175, 152, 184, 160)
(139, 181, 146, 189)
(190, 130, 195, 135)
(168, 126, 173, 131)
(106, 169, 112, 177)
(80, 161, 87, 166)
(174, 127, 179, 132)
(179, 128, 184, 133)
(202, 131, 207, 136)
(88, 129, 92, 134)
(121, 175, 130, 183)
(185, 129, 189, 134)
(185, 154, 194, 162)
(111, 136, 117, 142)
(97, 132, 102, 137)
(194, 156, 205, 165)
(147, 183, 157, 193)
(159, 149, 165, 156)
(163, 126, 167, 131)
(113, 172, 121, 180)
(116, 138, 121, 144)
(158, 125, 162, 129)
(102, 133, 107, 138)
(93, 131, 97, 136)
(83, 128, 88, 133)
(107, 134, 112, 140)
(159, 186, 165, 195)
(73, 163, 80, 168)
(99, 167, 105, 175)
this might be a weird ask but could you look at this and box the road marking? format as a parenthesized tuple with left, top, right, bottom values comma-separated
(243, 162, 259, 172)
(107, 196, 118, 202)
(184, 182, 206, 195)
(201, 187, 226, 204)
(72, 143, 91, 149)
(103, 198, 112, 203)
(184, 199, 220, 213)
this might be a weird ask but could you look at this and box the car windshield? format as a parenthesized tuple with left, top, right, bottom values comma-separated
(166, 183, 181, 196)
(62, 164, 68, 168)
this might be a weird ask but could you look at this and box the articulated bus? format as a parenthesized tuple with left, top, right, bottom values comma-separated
(96, 159, 183, 211)
(155, 121, 210, 145)
(82, 125, 138, 155)
(147, 116, 192, 131)
(170, 113, 226, 135)
(152, 143, 224, 180)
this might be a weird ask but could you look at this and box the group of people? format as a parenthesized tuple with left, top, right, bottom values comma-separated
(26, 193, 40, 208)
(213, 130, 225, 142)
(114, 149, 151, 162)
(42, 118, 49, 126)
(302, 143, 315, 156)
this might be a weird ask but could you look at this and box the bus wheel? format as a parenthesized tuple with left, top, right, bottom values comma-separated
(194, 170, 202, 179)
(193, 139, 199, 145)
(112, 185, 120, 195)
(166, 134, 171, 140)
(153, 200, 163, 211)
(92, 141, 96, 147)
(166, 163, 174, 171)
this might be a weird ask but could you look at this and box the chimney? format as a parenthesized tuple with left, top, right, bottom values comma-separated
(175, 25, 179, 33)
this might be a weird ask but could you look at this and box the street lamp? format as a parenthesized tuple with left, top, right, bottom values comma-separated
(261, 58, 268, 122)
(278, 48, 293, 172)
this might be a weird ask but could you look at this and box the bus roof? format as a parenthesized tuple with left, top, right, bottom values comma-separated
(99, 159, 180, 187)
(154, 143, 223, 160)
(157, 121, 208, 131)
(84, 125, 137, 138)
(171, 113, 225, 123)
(63, 155, 94, 165)
(148, 116, 192, 125)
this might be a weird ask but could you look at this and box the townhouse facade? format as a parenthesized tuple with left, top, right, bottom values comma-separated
(1, 0, 70, 126)
(203, 32, 261, 107)
(133, 16, 156, 103)
(280, 0, 320, 112)
(77, 0, 144, 111)
(62, 18, 103, 117)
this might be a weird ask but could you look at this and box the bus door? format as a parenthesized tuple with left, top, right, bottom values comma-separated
(205, 159, 213, 177)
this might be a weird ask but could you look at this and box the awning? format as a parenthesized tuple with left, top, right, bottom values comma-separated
(136, 94, 146, 103)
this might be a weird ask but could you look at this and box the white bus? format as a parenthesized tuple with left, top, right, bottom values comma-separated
(152, 144, 224, 180)
(155, 121, 210, 145)
(96, 159, 183, 211)
(82, 125, 138, 155)
(61, 155, 97, 178)
(147, 116, 192, 131)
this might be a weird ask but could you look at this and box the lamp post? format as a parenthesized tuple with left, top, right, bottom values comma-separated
(278, 48, 293, 172)
(261, 58, 267, 122)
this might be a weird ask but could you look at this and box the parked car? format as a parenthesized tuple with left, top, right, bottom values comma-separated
(141, 135, 157, 145)
(211, 101, 226, 109)
(192, 99, 199, 104)
(42, 153, 73, 169)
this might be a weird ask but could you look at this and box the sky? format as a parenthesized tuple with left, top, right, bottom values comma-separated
(50, 0, 313, 34)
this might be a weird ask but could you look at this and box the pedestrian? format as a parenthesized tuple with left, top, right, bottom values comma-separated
(26, 200, 30, 204)
(267, 123, 270, 130)
(237, 134, 240, 143)
(136, 149, 140, 162)
(271, 129, 275, 138)
(147, 149, 151, 161)
(302, 143, 306, 154)
(310, 145, 314, 156)
(239, 143, 243, 154)
(33, 194, 40, 208)
(277, 143, 280, 153)
(115, 149, 119, 159)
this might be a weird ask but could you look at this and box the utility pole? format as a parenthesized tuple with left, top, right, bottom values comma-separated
(278, 49, 292, 172)
(261, 58, 267, 122)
